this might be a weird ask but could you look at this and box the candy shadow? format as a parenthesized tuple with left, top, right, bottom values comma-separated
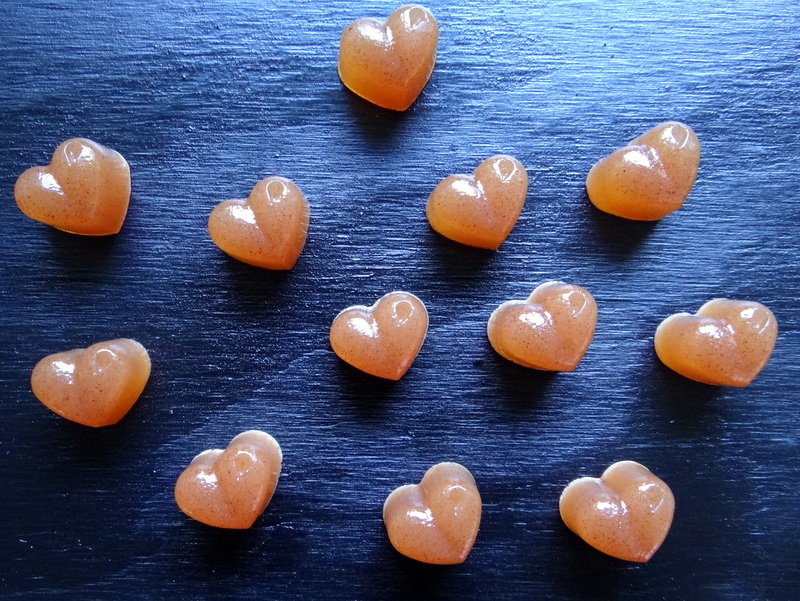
(425, 229, 496, 283)
(581, 191, 658, 260)
(642, 352, 724, 420)
(188, 513, 303, 576)
(45, 228, 120, 274)
(554, 520, 637, 598)
(341, 87, 417, 151)
(482, 351, 559, 414)
(335, 359, 400, 419)
(367, 538, 461, 597)
(38, 412, 142, 468)
(216, 255, 295, 309)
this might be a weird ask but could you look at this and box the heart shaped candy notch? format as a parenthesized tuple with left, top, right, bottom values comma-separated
(586, 121, 700, 220)
(15, 138, 131, 235)
(338, 4, 438, 111)
(487, 281, 597, 371)
(654, 298, 777, 387)
(383, 462, 482, 565)
(208, 176, 310, 270)
(31, 338, 151, 427)
(426, 155, 529, 250)
(330, 291, 428, 380)
(175, 430, 282, 529)
(559, 460, 675, 563)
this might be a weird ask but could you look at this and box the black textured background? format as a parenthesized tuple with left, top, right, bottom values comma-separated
(1, 1, 798, 599)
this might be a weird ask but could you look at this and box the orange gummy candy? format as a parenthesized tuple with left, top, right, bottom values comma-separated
(654, 298, 777, 387)
(15, 138, 131, 235)
(559, 460, 675, 562)
(383, 462, 481, 565)
(586, 121, 700, 220)
(330, 291, 428, 380)
(208, 176, 310, 270)
(31, 338, 151, 427)
(426, 155, 528, 250)
(174, 430, 282, 529)
(338, 4, 438, 111)
(487, 281, 597, 371)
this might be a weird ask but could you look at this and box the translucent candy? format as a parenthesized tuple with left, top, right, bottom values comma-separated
(655, 298, 777, 386)
(487, 281, 597, 371)
(15, 138, 131, 235)
(560, 460, 675, 562)
(586, 121, 700, 220)
(31, 338, 150, 427)
(174, 430, 282, 529)
(426, 155, 528, 250)
(208, 176, 310, 270)
(330, 291, 428, 380)
(383, 462, 481, 564)
(338, 4, 438, 111)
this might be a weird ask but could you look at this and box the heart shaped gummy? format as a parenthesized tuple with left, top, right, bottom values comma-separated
(174, 430, 282, 529)
(15, 138, 131, 235)
(330, 291, 428, 380)
(383, 462, 481, 565)
(31, 338, 151, 427)
(487, 281, 597, 371)
(559, 460, 675, 562)
(208, 176, 310, 270)
(654, 298, 777, 387)
(338, 4, 438, 111)
(426, 155, 528, 250)
(586, 121, 700, 221)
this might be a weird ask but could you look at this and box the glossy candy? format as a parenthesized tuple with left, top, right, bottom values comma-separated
(586, 121, 700, 220)
(15, 138, 131, 235)
(426, 155, 528, 250)
(338, 4, 438, 111)
(383, 462, 481, 564)
(31, 338, 150, 427)
(330, 291, 428, 380)
(559, 460, 675, 562)
(487, 281, 597, 371)
(654, 298, 777, 387)
(208, 176, 310, 270)
(174, 430, 282, 529)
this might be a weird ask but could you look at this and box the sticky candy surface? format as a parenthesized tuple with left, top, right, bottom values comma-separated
(175, 430, 282, 529)
(338, 4, 438, 111)
(330, 291, 428, 380)
(586, 121, 700, 220)
(559, 460, 675, 562)
(15, 138, 131, 235)
(426, 155, 528, 250)
(208, 176, 310, 270)
(383, 462, 481, 564)
(654, 298, 777, 387)
(31, 338, 151, 427)
(487, 281, 597, 371)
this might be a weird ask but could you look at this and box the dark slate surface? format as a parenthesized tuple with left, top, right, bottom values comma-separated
(1, 1, 798, 599)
